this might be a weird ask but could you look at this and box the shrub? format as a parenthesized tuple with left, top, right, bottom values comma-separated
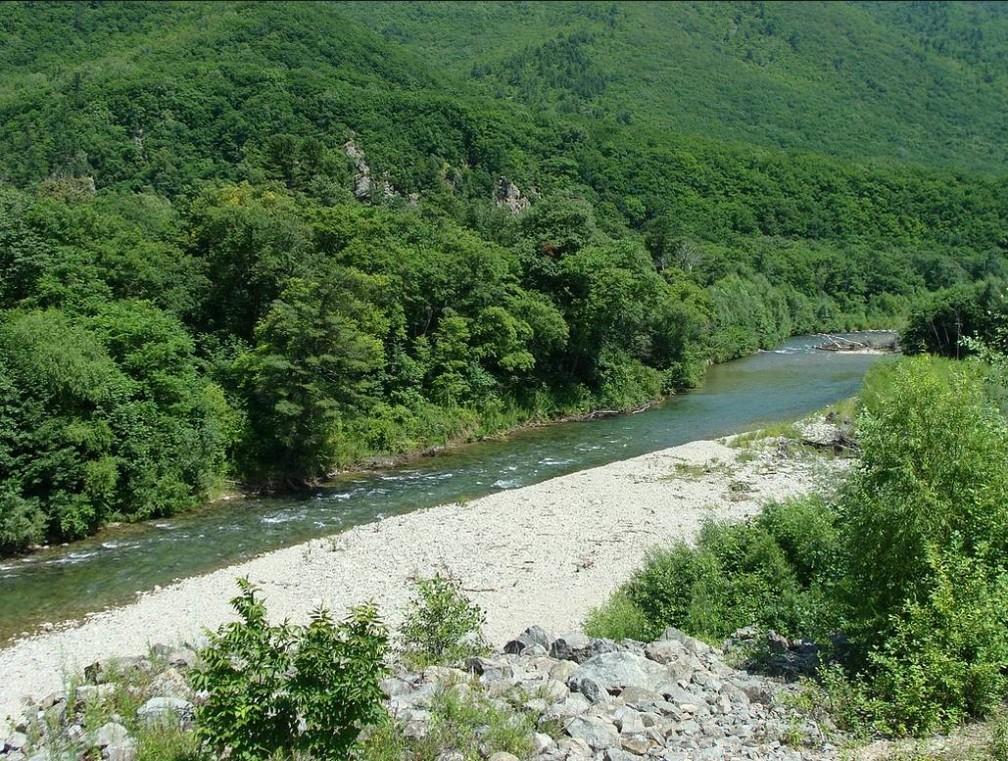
(399, 574, 488, 667)
(358, 684, 535, 761)
(600, 497, 841, 644)
(584, 589, 649, 641)
(191, 579, 388, 760)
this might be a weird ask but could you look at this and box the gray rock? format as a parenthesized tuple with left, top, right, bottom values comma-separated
(603, 749, 639, 761)
(568, 674, 604, 703)
(504, 625, 553, 655)
(104, 741, 137, 761)
(4, 732, 28, 752)
(658, 628, 712, 657)
(94, 722, 129, 748)
(147, 667, 190, 699)
(571, 652, 670, 695)
(488, 753, 520, 761)
(465, 656, 513, 682)
(136, 697, 193, 727)
(533, 732, 556, 752)
(550, 659, 579, 683)
(75, 684, 115, 703)
(565, 715, 619, 749)
(544, 693, 592, 720)
(380, 676, 413, 698)
(550, 632, 592, 662)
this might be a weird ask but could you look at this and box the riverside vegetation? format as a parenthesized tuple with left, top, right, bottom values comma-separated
(4, 354, 1008, 761)
(3, 2, 1008, 552)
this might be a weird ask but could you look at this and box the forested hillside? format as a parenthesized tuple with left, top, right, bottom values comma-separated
(1, 0, 1006, 553)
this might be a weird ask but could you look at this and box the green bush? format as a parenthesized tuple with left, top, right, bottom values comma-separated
(590, 496, 842, 644)
(593, 357, 1008, 736)
(359, 685, 535, 761)
(399, 574, 488, 668)
(191, 579, 388, 760)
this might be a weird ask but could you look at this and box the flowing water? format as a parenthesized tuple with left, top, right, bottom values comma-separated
(0, 333, 893, 642)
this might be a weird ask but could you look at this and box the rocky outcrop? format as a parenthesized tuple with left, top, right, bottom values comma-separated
(343, 138, 373, 200)
(495, 176, 531, 214)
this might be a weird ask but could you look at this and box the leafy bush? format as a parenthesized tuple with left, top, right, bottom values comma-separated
(191, 579, 388, 760)
(584, 589, 649, 641)
(593, 357, 1008, 736)
(839, 357, 1008, 734)
(590, 496, 842, 644)
(399, 574, 488, 667)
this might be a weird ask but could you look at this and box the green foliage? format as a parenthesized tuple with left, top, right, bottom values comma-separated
(191, 579, 388, 761)
(0, 306, 232, 552)
(399, 574, 488, 668)
(584, 589, 650, 642)
(589, 496, 842, 644)
(1, 1, 1007, 548)
(592, 357, 1008, 737)
(358, 684, 535, 761)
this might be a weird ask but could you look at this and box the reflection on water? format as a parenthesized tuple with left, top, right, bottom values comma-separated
(0, 334, 893, 641)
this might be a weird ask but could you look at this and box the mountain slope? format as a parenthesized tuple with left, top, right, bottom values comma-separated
(339, 0, 1008, 172)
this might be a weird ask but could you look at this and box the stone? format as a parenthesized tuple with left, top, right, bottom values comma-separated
(389, 682, 438, 711)
(75, 684, 115, 703)
(544, 693, 592, 720)
(166, 648, 197, 669)
(380, 676, 413, 698)
(644, 639, 687, 665)
(550, 632, 592, 662)
(565, 715, 619, 749)
(658, 627, 712, 656)
(488, 753, 520, 761)
(549, 659, 578, 682)
(620, 733, 654, 754)
(465, 656, 513, 682)
(571, 652, 670, 695)
(540, 678, 570, 702)
(567, 674, 603, 703)
(612, 706, 645, 735)
(603, 749, 638, 761)
(4, 732, 28, 752)
(147, 668, 190, 699)
(94, 722, 129, 748)
(533, 732, 556, 752)
(104, 741, 137, 761)
(422, 666, 467, 685)
(504, 625, 553, 655)
(136, 697, 193, 727)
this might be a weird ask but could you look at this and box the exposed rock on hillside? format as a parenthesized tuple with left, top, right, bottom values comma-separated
(496, 176, 531, 214)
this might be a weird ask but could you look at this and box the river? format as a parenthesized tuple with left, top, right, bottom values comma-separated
(0, 333, 892, 642)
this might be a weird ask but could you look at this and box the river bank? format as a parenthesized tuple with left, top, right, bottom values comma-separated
(0, 430, 848, 730)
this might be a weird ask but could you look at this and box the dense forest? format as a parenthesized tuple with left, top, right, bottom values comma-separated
(1, 1, 1007, 553)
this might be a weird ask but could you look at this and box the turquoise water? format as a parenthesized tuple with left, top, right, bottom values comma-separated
(0, 334, 891, 641)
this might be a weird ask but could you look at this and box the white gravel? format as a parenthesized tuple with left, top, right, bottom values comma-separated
(0, 435, 844, 729)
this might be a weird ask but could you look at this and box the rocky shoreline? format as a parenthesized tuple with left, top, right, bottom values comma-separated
(1, 624, 837, 761)
(0, 428, 848, 740)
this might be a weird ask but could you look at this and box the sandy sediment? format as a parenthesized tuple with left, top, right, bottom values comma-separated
(0, 435, 844, 728)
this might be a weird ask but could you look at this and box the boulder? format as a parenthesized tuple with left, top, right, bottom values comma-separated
(4, 732, 28, 752)
(570, 652, 670, 695)
(93, 722, 129, 748)
(136, 697, 193, 727)
(504, 625, 552, 655)
(550, 632, 592, 662)
(565, 715, 619, 749)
